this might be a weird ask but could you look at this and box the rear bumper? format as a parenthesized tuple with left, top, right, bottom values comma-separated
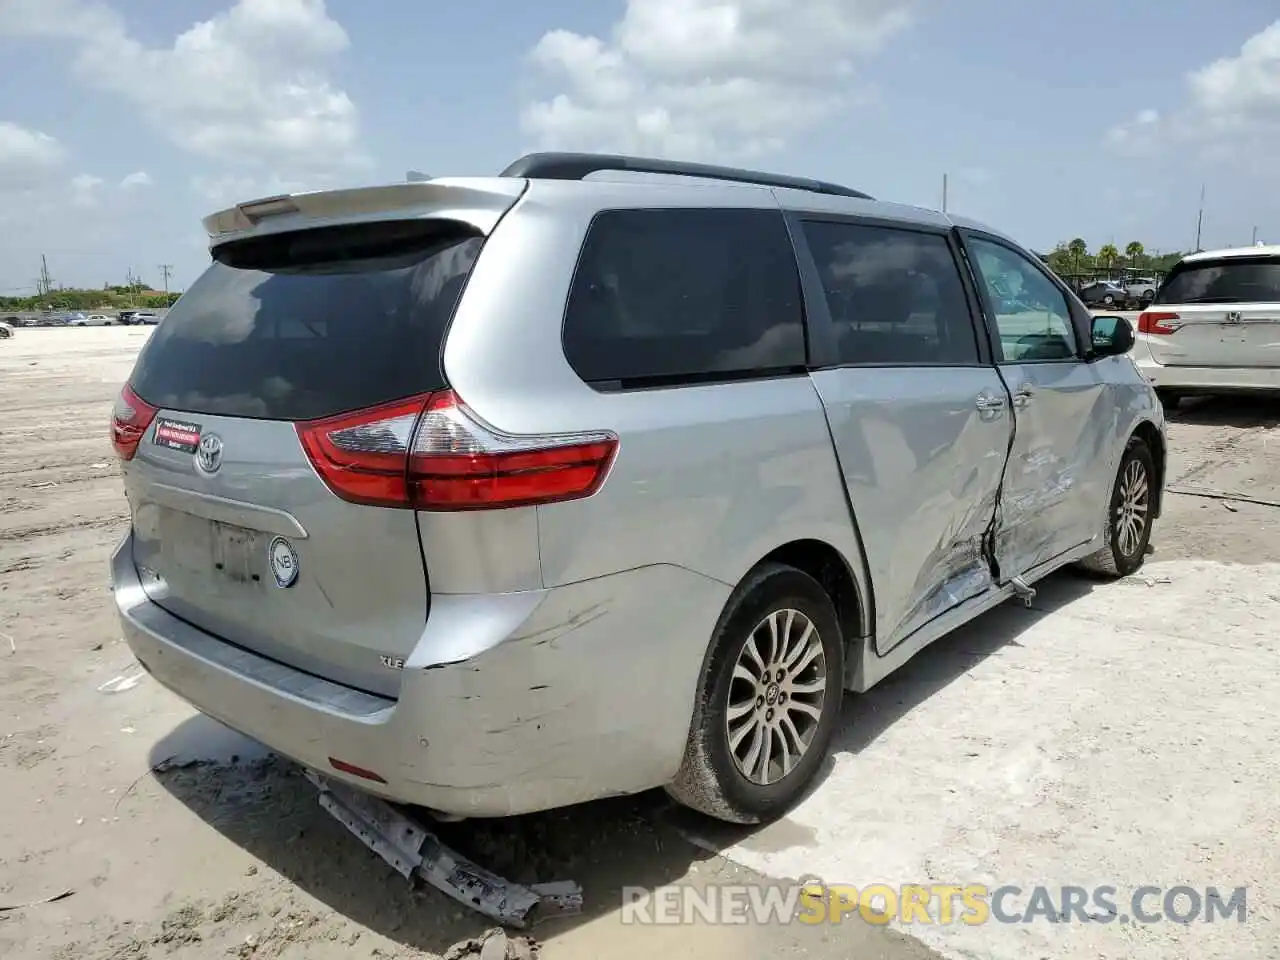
(1133, 340, 1280, 393)
(112, 531, 729, 817)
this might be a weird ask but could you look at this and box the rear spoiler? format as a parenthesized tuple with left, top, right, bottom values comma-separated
(202, 178, 528, 248)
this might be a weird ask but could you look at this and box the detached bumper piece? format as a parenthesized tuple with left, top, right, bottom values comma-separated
(304, 770, 583, 927)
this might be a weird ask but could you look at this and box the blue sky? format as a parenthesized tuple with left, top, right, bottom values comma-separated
(0, 0, 1277, 294)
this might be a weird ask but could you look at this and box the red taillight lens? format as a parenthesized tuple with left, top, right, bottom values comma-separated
(111, 384, 158, 461)
(1137, 311, 1180, 335)
(296, 394, 429, 507)
(296, 390, 618, 511)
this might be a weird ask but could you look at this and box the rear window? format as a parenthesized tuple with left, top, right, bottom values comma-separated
(1154, 255, 1280, 305)
(562, 208, 805, 389)
(129, 220, 483, 421)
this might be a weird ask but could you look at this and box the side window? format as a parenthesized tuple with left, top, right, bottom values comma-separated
(800, 221, 980, 366)
(966, 237, 1079, 362)
(562, 208, 805, 388)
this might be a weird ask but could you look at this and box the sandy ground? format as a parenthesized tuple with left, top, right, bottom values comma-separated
(2, 327, 1278, 959)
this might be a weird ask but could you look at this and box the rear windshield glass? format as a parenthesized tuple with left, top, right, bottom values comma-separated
(129, 220, 483, 421)
(1154, 255, 1280, 305)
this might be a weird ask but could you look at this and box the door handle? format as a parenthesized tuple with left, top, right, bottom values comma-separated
(975, 394, 1006, 412)
(1012, 384, 1034, 407)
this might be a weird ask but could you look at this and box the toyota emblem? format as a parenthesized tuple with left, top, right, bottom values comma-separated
(195, 432, 224, 474)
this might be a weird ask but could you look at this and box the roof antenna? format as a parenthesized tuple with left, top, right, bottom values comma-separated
(406, 170, 431, 182)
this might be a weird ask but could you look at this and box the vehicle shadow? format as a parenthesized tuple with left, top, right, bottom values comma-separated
(150, 570, 1102, 955)
(1166, 394, 1280, 428)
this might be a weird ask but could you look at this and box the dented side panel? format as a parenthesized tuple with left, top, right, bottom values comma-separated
(809, 366, 1013, 655)
(992, 359, 1116, 574)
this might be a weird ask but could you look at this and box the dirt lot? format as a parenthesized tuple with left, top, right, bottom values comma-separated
(2, 328, 1278, 960)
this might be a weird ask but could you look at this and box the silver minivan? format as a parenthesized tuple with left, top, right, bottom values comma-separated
(110, 153, 1166, 825)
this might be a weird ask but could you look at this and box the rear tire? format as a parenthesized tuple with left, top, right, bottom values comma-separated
(666, 562, 844, 824)
(1077, 436, 1155, 578)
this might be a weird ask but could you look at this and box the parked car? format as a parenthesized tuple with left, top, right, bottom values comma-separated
(41, 313, 76, 326)
(70, 313, 114, 326)
(118, 310, 139, 324)
(109, 153, 1167, 826)
(0, 320, 12, 338)
(1078, 280, 1129, 307)
(1124, 276, 1158, 304)
(132, 311, 161, 325)
(1133, 245, 1280, 408)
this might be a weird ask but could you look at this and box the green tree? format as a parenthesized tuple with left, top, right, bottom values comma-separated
(1125, 241, 1144, 268)
(1067, 237, 1089, 272)
(1097, 243, 1120, 268)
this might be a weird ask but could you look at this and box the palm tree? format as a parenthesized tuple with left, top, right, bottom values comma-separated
(1067, 238, 1088, 273)
(1097, 244, 1120, 268)
(1125, 241, 1144, 268)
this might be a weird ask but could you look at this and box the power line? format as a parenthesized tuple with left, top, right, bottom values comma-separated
(158, 264, 173, 294)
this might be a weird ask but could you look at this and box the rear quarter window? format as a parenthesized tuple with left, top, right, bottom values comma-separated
(129, 220, 483, 421)
(1155, 255, 1280, 304)
(562, 208, 805, 389)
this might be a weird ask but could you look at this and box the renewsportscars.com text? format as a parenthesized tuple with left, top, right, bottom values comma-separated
(620, 883, 1248, 926)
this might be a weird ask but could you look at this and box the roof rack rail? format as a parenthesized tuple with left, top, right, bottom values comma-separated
(499, 152, 873, 200)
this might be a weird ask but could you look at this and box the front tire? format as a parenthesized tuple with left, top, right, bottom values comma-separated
(1077, 436, 1155, 578)
(666, 562, 844, 824)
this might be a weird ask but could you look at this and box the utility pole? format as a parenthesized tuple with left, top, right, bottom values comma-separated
(37, 255, 53, 297)
(1252, 226, 1258, 245)
(159, 264, 173, 294)
(1194, 183, 1205, 251)
(941, 173, 948, 213)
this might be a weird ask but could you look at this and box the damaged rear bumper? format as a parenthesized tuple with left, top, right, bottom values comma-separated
(111, 531, 729, 817)
(304, 769, 582, 927)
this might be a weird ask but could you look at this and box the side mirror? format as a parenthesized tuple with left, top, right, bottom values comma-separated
(1090, 314, 1135, 358)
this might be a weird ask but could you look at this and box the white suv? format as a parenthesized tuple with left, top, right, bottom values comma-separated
(1133, 245, 1280, 407)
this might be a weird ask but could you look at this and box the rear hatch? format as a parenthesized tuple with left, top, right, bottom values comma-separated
(1143, 253, 1280, 368)
(115, 202, 511, 698)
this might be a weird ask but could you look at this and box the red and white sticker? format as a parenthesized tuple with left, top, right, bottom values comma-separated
(153, 417, 202, 453)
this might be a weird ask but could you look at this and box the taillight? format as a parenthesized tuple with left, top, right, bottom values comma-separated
(296, 390, 618, 511)
(111, 384, 158, 460)
(1137, 311, 1180, 335)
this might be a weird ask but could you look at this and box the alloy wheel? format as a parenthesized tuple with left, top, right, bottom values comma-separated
(725, 608, 828, 786)
(1114, 458, 1149, 558)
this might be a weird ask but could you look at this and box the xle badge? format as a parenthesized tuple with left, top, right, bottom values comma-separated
(268, 536, 299, 588)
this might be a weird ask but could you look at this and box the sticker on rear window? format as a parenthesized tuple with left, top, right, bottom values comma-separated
(153, 417, 201, 453)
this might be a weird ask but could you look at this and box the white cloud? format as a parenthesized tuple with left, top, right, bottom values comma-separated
(1108, 20, 1280, 157)
(190, 172, 314, 207)
(70, 173, 104, 207)
(0, 0, 366, 176)
(0, 122, 67, 189)
(520, 0, 917, 159)
(119, 170, 152, 190)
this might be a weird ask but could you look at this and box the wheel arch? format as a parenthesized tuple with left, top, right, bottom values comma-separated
(1131, 419, 1165, 517)
(751, 538, 871, 652)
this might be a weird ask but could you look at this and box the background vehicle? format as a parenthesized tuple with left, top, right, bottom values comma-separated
(118, 310, 139, 324)
(1133, 245, 1280, 408)
(70, 313, 113, 326)
(133, 311, 160, 324)
(1078, 279, 1129, 307)
(0, 321, 12, 338)
(110, 153, 1165, 827)
(1125, 276, 1158, 304)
